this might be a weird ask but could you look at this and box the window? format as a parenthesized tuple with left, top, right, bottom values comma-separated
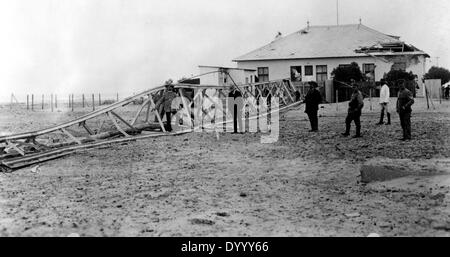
(257, 67, 269, 82)
(290, 66, 302, 81)
(392, 62, 407, 71)
(305, 65, 313, 76)
(363, 63, 375, 81)
(316, 65, 327, 82)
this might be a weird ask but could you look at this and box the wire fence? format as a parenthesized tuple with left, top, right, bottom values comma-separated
(6, 93, 140, 112)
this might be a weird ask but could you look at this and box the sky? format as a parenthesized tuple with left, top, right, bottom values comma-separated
(0, 0, 449, 102)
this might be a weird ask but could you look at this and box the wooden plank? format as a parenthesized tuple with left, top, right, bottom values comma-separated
(24, 137, 49, 150)
(6, 152, 75, 169)
(6, 141, 25, 156)
(281, 81, 295, 103)
(96, 120, 105, 135)
(255, 86, 264, 98)
(271, 84, 287, 105)
(178, 88, 193, 128)
(203, 93, 227, 116)
(145, 98, 152, 123)
(60, 128, 82, 145)
(110, 111, 136, 130)
(244, 87, 256, 98)
(107, 112, 129, 137)
(80, 121, 94, 135)
(192, 88, 204, 129)
(3, 131, 190, 169)
(131, 97, 151, 125)
(195, 90, 205, 128)
(148, 96, 166, 132)
(286, 79, 297, 93)
(218, 89, 228, 99)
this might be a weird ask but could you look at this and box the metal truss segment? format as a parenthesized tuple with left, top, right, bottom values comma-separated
(1, 76, 303, 171)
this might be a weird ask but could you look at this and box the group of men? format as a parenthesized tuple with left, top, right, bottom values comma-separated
(155, 80, 246, 133)
(156, 78, 416, 141)
(303, 78, 415, 141)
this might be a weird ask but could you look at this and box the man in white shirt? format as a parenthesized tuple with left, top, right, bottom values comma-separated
(377, 79, 391, 125)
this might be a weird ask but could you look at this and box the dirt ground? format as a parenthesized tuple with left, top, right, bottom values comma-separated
(0, 97, 450, 237)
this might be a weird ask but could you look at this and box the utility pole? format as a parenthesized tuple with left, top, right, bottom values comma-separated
(336, 0, 339, 25)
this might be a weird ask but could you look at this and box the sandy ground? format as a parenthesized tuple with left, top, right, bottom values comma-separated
(0, 97, 450, 237)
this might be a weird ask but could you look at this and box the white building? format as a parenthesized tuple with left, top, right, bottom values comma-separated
(233, 24, 429, 95)
(198, 65, 256, 87)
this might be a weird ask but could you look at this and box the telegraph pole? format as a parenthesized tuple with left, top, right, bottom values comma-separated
(336, 0, 339, 25)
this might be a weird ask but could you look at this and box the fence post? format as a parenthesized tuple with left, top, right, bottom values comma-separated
(82, 94, 85, 108)
(336, 90, 338, 111)
(27, 95, 29, 110)
(98, 93, 101, 106)
(428, 84, 434, 109)
(71, 94, 74, 112)
(92, 94, 95, 111)
(51, 94, 54, 112)
(369, 89, 372, 111)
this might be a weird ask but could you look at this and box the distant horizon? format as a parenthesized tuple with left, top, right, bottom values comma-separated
(1, 0, 448, 103)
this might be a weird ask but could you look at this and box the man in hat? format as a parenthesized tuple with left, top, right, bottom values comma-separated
(156, 79, 178, 132)
(303, 81, 322, 132)
(377, 78, 391, 125)
(227, 85, 243, 133)
(396, 81, 414, 140)
(342, 83, 364, 138)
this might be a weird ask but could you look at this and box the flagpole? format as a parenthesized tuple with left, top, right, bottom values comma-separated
(336, 0, 339, 25)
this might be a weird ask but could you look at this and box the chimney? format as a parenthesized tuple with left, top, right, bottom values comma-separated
(275, 31, 282, 40)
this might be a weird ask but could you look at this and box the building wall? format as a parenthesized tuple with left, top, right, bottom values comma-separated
(198, 66, 256, 87)
(235, 55, 427, 91)
(226, 69, 257, 85)
(198, 66, 221, 86)
(197, 67, 257, 108)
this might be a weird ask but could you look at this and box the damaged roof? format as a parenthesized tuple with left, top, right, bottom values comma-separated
(233, 24, 429, 62)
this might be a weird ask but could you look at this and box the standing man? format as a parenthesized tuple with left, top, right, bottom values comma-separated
(342, 83, 364, 138)
(396, 81, 415, 141)
(155, 80, 178, 132)
(303, 81, 322, 132)
(377, 79, 391, 125)
(228, 85, 243, 133)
